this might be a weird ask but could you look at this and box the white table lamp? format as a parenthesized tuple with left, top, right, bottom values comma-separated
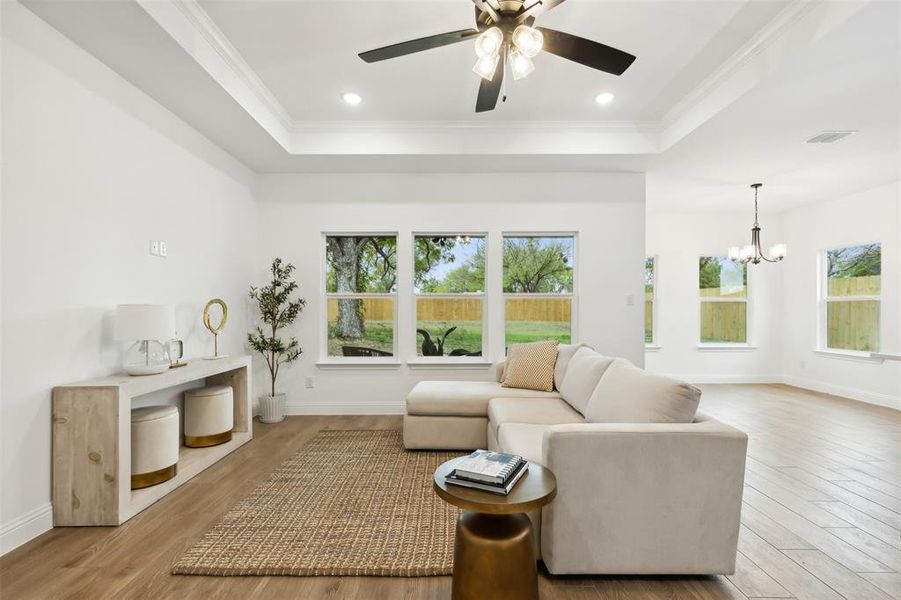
(115, 304, 174, 375)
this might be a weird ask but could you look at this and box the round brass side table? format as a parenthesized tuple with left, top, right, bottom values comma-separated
(433, 457, 557, 600)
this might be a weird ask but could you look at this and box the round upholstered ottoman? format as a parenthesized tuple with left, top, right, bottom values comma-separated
(131, 405, 179, 489)
(184, 385, 233, 447)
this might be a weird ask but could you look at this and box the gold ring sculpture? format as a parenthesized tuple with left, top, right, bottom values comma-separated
(203, 298, 228, 358)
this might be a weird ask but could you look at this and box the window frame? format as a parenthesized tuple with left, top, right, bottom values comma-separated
(410, 232, 489, 363)
(817, 241, 881, 355)
(697, 255, 752, 348)
(501, 232, 578, 353)
(320, 232, 399, 364)
(645, 255, 659, 348)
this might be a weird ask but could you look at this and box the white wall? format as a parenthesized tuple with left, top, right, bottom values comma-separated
(0, 3, 257, 553)
(645, 211, 784, 382)
(254, 173, 646, 414)
(781, 181, 901, 408)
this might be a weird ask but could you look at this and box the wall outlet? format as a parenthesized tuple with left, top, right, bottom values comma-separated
(149, 240, 160, 256)
(625, 294, 635, 306)
(305, 376, 314, 389)
(159, 241, 168, 257)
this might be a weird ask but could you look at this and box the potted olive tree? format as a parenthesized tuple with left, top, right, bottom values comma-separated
(248, 258, 305, 423)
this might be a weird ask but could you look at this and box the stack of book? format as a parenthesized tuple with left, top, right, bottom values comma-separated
(445, 450, 528, 495)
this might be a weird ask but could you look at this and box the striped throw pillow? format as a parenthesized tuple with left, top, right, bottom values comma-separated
(501, 340, 560, 392)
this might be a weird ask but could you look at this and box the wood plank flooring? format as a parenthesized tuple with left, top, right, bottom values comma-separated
(1, 384, 899, 599)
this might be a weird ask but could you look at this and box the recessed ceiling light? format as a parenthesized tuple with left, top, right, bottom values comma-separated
(595, 92, 615, 105)
(342, 92, 362, 106)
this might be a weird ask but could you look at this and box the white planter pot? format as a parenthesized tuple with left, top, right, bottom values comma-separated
(258, 393, 286, 424)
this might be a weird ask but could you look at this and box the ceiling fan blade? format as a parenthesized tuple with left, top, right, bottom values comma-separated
(537, 27, 636, 75)
(476, 53, 504, 113)
(517, 0, 568, 22)
(359, 29, 479, 63)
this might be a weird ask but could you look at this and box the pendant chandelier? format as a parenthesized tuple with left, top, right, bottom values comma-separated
(728, 183, 786, 264)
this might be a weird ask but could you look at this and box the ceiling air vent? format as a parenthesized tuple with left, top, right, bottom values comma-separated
(806, 130, 857, 144)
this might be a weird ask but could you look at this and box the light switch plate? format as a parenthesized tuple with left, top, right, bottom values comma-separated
(150, 240, 160, 256)
(159, 241, 168, 257)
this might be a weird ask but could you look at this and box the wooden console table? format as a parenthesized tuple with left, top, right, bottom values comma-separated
(52, 356, 252, 526)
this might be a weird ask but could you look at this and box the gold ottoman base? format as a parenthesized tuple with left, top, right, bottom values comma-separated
(131, 464, 177, 490)
(184, 430, 233, 448)
(452, 511, 538, 600)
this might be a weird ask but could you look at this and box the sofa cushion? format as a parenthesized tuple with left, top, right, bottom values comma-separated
(557, 347, 616, 414)
(584, 359, 701, 423)
(488, 397, 584, 441)
(502, 340, 560, 392)
(496, 423, 549, 465)
(406, 381, 560, 417)
(553, 343, 587, 391)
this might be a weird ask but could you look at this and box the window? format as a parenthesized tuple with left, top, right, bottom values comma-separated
(645, 256, 656, 345)
(503, 235, 574, 349)
(699, 256, 748, 344)
(822, 243, 881, 352)
(325, 235, 397, 358)
(414, 235, 486, 357)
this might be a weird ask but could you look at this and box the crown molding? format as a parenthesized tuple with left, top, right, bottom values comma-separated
(658, 0, 869, 150)
(660, 0, 814, 132)
(136, 0, 293, 149)
(138, 0, 867, 157)
(172, 0, 294, 130)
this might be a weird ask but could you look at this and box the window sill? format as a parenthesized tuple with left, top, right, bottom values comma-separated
(407, 359, 494, 370)
(696, 344, 757, 352)
(316, 360, 402, 370)
(814, 349, 883, 363)
(644, 345, 662, 352)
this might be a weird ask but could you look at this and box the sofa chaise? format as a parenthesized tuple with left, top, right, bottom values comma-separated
(404, 344, 748, 575)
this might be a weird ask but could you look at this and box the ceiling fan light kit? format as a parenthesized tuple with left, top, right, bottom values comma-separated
(728, 183, 787, 265)
(358, 0, 637, 112)
(509, 48, 535, 80)
(473, 54, 500, 79)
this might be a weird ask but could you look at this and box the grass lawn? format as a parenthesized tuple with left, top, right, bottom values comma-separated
(328, 321, 394, 356)
(416, 321, 482, 355)
(505, 321, 571, 347)
(328, 320, 571, 356)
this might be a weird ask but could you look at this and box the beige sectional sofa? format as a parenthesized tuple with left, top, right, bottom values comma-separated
(404, 345, 748, 575)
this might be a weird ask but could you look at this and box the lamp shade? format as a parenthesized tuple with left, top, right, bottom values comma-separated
(115, 304, 173, 341)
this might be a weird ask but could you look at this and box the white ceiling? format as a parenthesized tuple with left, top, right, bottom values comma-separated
(17, 0, 901, 212)
(648, 0, 901, 212)
(197, 0, 789, 123)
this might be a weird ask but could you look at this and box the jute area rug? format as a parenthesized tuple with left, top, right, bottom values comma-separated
(171, 430, 461, 577)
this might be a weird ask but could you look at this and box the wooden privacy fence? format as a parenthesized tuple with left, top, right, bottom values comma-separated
(827, 300, 879, 351)
(700, 302, 747, 343)
(504, 298, 571, 322)
(327, 297, 571, 323)
(828, 275, 880, 296)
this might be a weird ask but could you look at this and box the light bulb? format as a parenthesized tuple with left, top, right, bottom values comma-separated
(342, 92, 362, 106)
(770, 243, 787, 260)
(739, 245, 754, 262)
(509, 48, 535, 80)
(728, 246, 740, 261)
(474, 27, 503, 59)
(512, 25, 543, 58)
(472, 54, 499, 80)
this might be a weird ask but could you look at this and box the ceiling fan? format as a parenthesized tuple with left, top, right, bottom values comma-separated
(358, 0, 637, 113)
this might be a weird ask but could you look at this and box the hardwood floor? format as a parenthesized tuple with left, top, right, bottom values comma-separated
(1, 385, 899, 599)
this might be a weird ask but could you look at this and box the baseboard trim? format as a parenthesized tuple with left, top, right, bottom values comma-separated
(675, 374, 783, 384)
(1, 503, 53, 556)
(782, 376, 901, 411)
(286, 401, 405, 415)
